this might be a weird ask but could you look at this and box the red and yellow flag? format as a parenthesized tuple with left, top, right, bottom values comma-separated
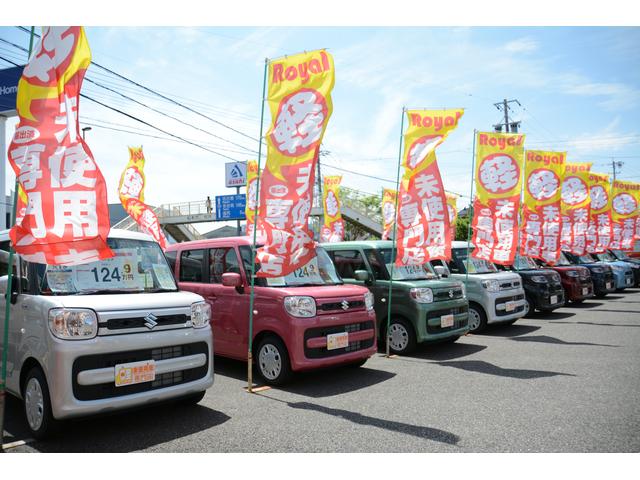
(396, 109, 463, 265)
(560, 162, 592, 255)
(445, 193, 458, 242)
(245, 160, 259, 238)
(255, 50, 335, 277)
(321, 175, 344, 242)
(610, 180, 640, 250)
(520, 150, 565, 264)
(118, 147, 168, 249)
(471, 132, 525, 265)
(586, 172, 612, 253)
(381, 188, 397, 240)
(8, 26, 112, 265)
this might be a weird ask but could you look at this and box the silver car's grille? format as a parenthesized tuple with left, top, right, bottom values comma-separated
(499, 280, 521, 290)
(97, 307, 193, 336)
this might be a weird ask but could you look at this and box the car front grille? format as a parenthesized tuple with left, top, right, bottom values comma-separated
(426, 306, 469, 334)
(495, 294, 525, 317)
(433, 287, 464, 301)
(103, 314, 191, 331)
(72, 342, 209, 401)
(500, 281, 521, 290)
(317, 299, 365, 314)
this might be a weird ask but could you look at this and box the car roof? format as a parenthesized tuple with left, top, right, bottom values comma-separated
(320, 240, 393, 249)
(165, 235, 254, 251)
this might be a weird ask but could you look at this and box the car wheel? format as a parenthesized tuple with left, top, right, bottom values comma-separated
(386, 318, 417, 355)
(177, 390, 206, 406)
(524, 297, 534, 316)
(256, 335, 292, 386)
(468, 304, 487, 333)
(22, 366, 58, 440)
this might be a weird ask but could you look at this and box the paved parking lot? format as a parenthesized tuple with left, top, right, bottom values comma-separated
(4, 289, 640, 453)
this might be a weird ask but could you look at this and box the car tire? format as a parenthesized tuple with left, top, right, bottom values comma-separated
(178, 390, 206, 406)
(468, 304, 487, 333)
(386, 317, 417, 355)
(524, 297, 534, 316)
(22, 366, 58, 440)
(255, 335, 293, 386)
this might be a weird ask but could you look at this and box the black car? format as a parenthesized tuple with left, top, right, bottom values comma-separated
(608, 249, 640, 287)
(494, 255, 565, 315)
(563, 251, 616, 297)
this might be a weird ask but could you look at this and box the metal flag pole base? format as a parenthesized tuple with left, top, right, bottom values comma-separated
(247, 350, 254, 393)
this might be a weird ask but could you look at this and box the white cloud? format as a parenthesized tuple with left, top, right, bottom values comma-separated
(504, 37, 539, 54)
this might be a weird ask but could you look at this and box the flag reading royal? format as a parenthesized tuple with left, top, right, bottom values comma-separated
(256, 49, 335, 277)
(396, 109, 463, 265)
(118, 146, 168, 249)
(471, 132, 525, 265)
(7, 27, 112, 265)
(610, 180, 640, 251)
(321, 175, 344, 242)
(520, 150, 565, 265)
(585, 172, 612, 254)
(560, 162, 592, 255)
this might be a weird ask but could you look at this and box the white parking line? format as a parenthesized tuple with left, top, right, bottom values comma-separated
(2, 438, 34, 450)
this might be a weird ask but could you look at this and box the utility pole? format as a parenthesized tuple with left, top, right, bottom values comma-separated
(611, 158, 624, 183)
(493, 98, 521, 133)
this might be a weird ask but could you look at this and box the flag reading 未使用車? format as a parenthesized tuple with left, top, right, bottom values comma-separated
(7, 26, 112, 265)
(396, 109, 464, 265)
(321, 175, 344, 242)
(381, 188, 397, 240)
(610, 180, 640, 251)
(471, 132, 525, 265)
(255, 50, 335, 277)
(520, 150, 565, 265)
(245, 160, 259, 238)
(585, 172, 612, 254)
(560, 162, 592, 255)
(118, 147, 168, 249)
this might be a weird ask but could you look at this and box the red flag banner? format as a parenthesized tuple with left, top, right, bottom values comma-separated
(471, 132, 526, 265)
(255, 50, 335, 277)
(560, 162, 592, 255)
(585, 172, 612, 254)
(611, 180, 640, 250)
(118, 146, 168, 249)
(7, 26, 112, 265)
(396, 109, 464, 265)
(520, 150, 565, 265)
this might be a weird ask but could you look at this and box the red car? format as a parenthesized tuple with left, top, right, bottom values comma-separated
(535, 252, 594, 304)
(166, 237, 377, 385)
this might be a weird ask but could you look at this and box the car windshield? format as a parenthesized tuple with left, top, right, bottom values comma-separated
(555, 252, 573, 266)
(595, 251, 617, 262)
(451, 248, 498, 274)
(511, 254, 539, 271)
(376, 248, 438, 280)
(239, 246, 342, 287)
(35, 238, 177, 295)
(609, 249, 628, 260)
(578, 254, 597, 263)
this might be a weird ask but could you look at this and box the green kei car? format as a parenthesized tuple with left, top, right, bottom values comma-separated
(322, 241, 469, 355)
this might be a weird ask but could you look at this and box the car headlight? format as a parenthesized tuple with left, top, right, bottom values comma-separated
(284, 296, 316, 318)
(591, 267, 604, 273)
(191, 301, 211, 328)
(531, 275, 547, 283)
(48, 308, 97, 340)
(566, 271, 579, 277)
(481, 279, 500, 292)
(552, 272, 562, 282)
(409, 287, 433, 304)
(364, 292, 375, 311)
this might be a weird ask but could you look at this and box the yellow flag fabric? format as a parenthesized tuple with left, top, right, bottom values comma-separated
(561, 162, 592, 214)
(523, 151, 566, 208)
(474, 132, 526, 204)
(381, 188, 397, 240)
(118, 146, 146, 203)
(611, 180, 640, 223)
(321, 175, 344, 242)
(245, 160, 259, 236)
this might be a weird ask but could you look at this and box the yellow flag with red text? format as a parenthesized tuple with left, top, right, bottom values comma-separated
(586, 172, 612, 253)
(245, 160, 259, 238)
(610, 179, 640, 250)
(560, 162, 592, 254)
(321, 175, 344, 242)
(256, 50, 335, 277)
(381, 188, 397, 240)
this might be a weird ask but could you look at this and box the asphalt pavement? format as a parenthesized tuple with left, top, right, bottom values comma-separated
(5, 288, 640, 453)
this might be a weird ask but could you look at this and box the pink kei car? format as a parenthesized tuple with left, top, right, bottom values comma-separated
(166, 237, 377, 385)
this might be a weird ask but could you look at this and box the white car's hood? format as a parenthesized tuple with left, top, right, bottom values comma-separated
(53, 291, 204, 311)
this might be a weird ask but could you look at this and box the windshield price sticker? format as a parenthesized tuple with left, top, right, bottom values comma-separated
(327, 332, 349, 350)
(74, 250, 141, 290)
(152, 263, 176, 290)
(282, 257, 323, 285)
(388, 263, 429, 280)
(440, 314, 454, 328)
(115, 360, 156, 387)
(45, 266, 77, 293)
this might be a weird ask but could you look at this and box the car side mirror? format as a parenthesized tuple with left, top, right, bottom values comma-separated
(354, 269, 371, 283)
(434, 265, 448, 278)
(221, 272, 243, 288)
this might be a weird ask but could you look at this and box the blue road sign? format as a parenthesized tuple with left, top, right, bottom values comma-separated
(0, 65, 24, 115)
(215, 194, 246, 221)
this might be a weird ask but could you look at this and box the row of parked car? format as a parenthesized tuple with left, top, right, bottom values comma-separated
(1, 229, 638, 439)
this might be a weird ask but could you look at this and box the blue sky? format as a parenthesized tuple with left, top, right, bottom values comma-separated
(1, 26, 639, 231)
